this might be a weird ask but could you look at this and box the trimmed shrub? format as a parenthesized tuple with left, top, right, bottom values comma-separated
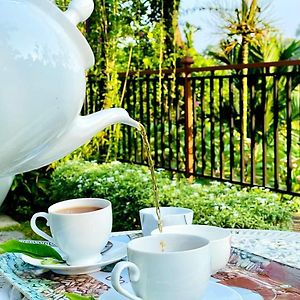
(50, 160, 298, 231)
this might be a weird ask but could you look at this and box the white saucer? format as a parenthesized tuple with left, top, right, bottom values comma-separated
(21, 240, 127, 275)
(101, 281, 243, 300)
(230, 287, 264, 300)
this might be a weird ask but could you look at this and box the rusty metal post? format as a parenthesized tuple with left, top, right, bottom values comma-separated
(181, 56, 194, 182)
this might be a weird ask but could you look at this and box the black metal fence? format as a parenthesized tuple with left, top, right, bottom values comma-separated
(85, 59, 300, 196)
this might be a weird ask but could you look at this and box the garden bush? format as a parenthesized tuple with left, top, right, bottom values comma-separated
(1, 167, 53, 221)
(49, 160, 298, 231)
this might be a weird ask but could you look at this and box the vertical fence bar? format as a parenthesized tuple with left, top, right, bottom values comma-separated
(167, 78, 173, 169)
(95, 79, 101, 111)
(120, 78, 127, 160)
(126, 78, 132, 160)
(88, 78, 94, 114)
(273, 76, 279, 189)
(83, 76, 91, 115)
(250, 80, 256, 185)
(239, 75, 245, 183)
(210, 71, 215, 177)
(229, 77, 234, 181)
(182, 56, 194, 180)
(146, 75, 151, 144)
(175, 78, 180, 172)
(219, 77, 224, 179)
(139, 78, 144, 163)
(286, 75, 292, 192)
(153, 78, 158, 165)
(261, 70, 267, 186)
(201, 79, 206, 176)
(192, 77, 197, 174)
(132, 79, 138, 162)
(160, 76, 165, 167)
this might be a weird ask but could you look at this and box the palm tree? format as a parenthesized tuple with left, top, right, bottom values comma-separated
(209, 0, 271, 142)
(210, 32, 300, 185)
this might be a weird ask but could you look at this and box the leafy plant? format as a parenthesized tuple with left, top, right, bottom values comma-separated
(1, 167, 53, 221)
(0, 240, 63, 261)
(207, 0, 274, 142)
(50, 160, 298, 231)
(65, 293, 96, 300)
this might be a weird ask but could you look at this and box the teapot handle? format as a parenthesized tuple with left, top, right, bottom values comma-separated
(63, 0, 94, 25)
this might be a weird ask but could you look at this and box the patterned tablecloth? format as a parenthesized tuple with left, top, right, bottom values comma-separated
(0, 229, 300, 300)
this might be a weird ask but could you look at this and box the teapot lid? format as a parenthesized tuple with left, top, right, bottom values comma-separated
(31, 0, 95, 69)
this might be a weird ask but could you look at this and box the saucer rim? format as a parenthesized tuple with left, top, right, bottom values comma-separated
(101, 281, 243, 300)
(20, 239, 127, 270)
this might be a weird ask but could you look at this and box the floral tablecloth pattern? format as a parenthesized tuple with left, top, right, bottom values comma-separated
(0, 229, 300, 300)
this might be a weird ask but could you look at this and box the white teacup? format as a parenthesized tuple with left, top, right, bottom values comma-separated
(30, 198, 112, 266)
(111, 233, 211, 300)
(139, 206, 193, 236)
(152, 225, 231, 274)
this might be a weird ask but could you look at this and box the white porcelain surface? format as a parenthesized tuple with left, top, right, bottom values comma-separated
(139, 207, 193, 236)
(30, 198, 112, 266)
(21, 239, 127, 275)
(111, 234, 211, 300)
(0, 0, 91, 175)
(102, 281, 242, 300)
(152, 225, 231, 274)
(0, 0, 139, 205)
(230, 287, 264, 300)
(64, 0, 94, 25)
(0, 176, 14, 206)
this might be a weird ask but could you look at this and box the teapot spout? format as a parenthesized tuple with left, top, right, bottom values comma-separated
(25, 108, 140, 170)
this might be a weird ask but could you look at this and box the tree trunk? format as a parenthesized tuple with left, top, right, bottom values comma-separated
(162, 0, 182, 56)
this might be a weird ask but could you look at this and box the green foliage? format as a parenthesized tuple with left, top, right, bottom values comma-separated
(207, 32, 300, 192)
(54, 0, 190, 161)
(65, 293, 95, 300)
(0, 240, 63, 261)
(1, 168, 53, 221)
(50, 161, 157, 231)
(50, 161, 298, 231)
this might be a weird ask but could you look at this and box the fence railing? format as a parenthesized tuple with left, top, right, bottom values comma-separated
(85, 59, 300, 196)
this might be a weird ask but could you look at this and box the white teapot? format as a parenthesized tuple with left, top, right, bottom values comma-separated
(0, 0, 139, 205)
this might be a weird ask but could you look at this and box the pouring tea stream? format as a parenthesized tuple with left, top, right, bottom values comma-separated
(0, 0, 139, 205)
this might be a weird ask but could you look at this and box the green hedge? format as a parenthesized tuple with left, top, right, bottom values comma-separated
(49, 160, 297, 231)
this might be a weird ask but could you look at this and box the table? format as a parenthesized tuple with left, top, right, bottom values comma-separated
(0, 229, 300, 300)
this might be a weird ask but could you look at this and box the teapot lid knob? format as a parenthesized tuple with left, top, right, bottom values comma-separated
(64, 0, 94, 25)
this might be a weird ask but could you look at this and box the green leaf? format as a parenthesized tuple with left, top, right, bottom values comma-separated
(0, 240, 64, 261)
(65, 292, 96, 300)
(40, 258, 63, 265)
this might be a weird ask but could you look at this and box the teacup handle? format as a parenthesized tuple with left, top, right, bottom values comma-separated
(111, 261, 142, 300)
(30, 212, 55, 244)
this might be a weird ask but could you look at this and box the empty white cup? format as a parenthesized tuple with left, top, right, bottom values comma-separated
(152, 224, 231, 274)
(139, 206, 193, 236)
(111, 233, 211, 300)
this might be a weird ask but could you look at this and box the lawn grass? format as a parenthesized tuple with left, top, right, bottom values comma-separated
(0, 221, 49, 240)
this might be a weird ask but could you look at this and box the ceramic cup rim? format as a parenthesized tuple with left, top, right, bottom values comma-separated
(151, 224, 231, 242)
(127, 233, 210, 255)
(48, 198, 111, 216)
(139, 206, 193, 216)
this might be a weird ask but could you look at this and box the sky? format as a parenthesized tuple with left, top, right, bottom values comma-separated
(179, 0, 300, 53)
